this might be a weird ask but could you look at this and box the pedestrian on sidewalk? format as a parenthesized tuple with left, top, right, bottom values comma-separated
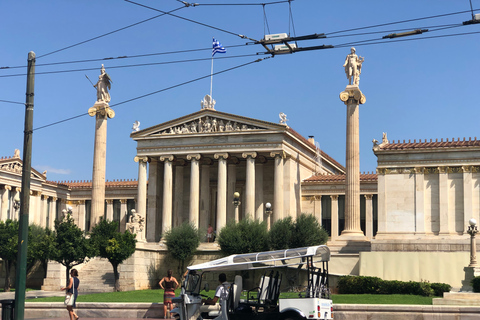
(159, 269, 179, 319)
(61, 268, 80, 320)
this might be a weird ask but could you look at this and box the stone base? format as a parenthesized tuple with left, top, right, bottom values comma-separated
(433, 292, 480, 306)
(460, 266, 480, 292)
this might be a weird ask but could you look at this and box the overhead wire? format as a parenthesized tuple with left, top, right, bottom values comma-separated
(187, 1, 291, 6)
(0, 99, 24, 106)
(32, 57, 270, 131)
(36, 6, 186, 59)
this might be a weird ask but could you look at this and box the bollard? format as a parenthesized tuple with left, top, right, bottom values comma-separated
(0, 300, 15, 320)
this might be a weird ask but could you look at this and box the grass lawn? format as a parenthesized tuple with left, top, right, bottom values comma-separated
(30, 289, 434, 305)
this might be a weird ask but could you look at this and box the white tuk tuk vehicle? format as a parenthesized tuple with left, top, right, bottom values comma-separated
(171, 245, 333, 320)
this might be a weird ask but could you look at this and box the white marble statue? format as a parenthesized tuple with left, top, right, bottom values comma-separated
(94, 64, 112, 103)
(126, 210, 145, 235)
(279, 112, 288, 125)
(343, 47, 364, 86)
(132, 121, 140, 133)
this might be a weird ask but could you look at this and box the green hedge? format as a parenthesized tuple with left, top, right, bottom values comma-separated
(472, 276, 480, 292)
(338, 276, 451, 297)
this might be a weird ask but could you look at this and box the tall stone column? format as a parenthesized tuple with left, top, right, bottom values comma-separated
(339, 86, 366, 237)
(227, 157, 239, 222)
(119, 199, 127, 232)
(331, 195, 339, 240)
(314, 196, 322, 225)
(255, 156, 266, 222)
(463, 165, 475, 234)
(365, 194, 373, 240)
(88, 101, 115, 229)
(0, 185, 10, 221)
(270, 152, 285, 222)
(174, 160, 186, 227)
(200, 158, 213, 230)
(49, 197, 57, 229)
(438, 166, 450, 234)
(414, 167, 425, 234)
(243, 152, 257, 218)
(40, 195, 48, 227)
(187, 154, 201, 228)
(215, 153, 228, 232)
(147, 159, 162, 242)
(106, 199, 114, 221)
(134, 156, 148, 229)
(78, 200, 86, 232)
(160, 155, 174, 236)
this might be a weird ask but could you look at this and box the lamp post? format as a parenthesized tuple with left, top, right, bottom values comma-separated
(233, 192, 241, 222)
(467, 218, 478, 267)
(265, 202, 272, 230)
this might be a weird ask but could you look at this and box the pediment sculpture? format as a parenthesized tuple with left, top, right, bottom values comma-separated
(157, 115, 263, 135)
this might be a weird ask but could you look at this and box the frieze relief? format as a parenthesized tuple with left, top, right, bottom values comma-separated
(377, 166, 480, 175)
(156, 116, 263, 135)
(0, 162, 22, 174)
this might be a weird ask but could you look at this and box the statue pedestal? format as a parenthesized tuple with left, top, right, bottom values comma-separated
(460, 266, 480, 291)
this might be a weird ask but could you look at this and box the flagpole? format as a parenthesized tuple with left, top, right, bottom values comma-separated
(210, 54, 214, 98)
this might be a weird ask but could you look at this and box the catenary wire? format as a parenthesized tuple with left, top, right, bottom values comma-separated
(32, 57, 269, 131)
(184, 1, 291, 6)
(36, 6, 186, 59)
(0, 99, 24, 106)
(0, 54, 261, 78)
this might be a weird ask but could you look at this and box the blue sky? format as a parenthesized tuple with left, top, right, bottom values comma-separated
(1, 1, 480, 182)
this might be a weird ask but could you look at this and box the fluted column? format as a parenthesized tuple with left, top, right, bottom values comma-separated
(134, 156, 148, 228)
(215, 153, 228, 232)
(270, 152, 285, 221)
(88, 101, 115, 230)
(174, 160, 186, 227)
(331, 195, 339, 240)
(200, 158, 213, 230)
(227, 157, 239, 223)
(105, 199, 114, 221)
(339, 86, 366, 237)
(0, 185, 11, 221)
(364, 194, 373, 240)
(243, 152, 257, 218)
(187, 154, 201, 228)
(255, 156, 266, 221)
(160, 155, 174, 235)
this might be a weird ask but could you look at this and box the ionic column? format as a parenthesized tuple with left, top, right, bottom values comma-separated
(364, 194, 373, 240)
(270, 152, 285, 221)
(463, 166, 475, 234)
(40, 195, 48, 227)
(414, 167, 425, 234)
(160, 155, 174, 236)
(339, 86, 366, 237)
(255, 156, 266, 222)
(106, 199, 114, 221)
(134, 156, 148, 229)
(200, 158, 213, 230)
(78, 200, 86, 232)
(0, 185, 11, 221)
(314, 196, 322, 225)
(174, 160, 186, 227)
(119, 199, 127, 232)
(227, 157, 239, 223)
(147, 159, 162, 242)
(215, 153, 228, 232)
(187, 154, 201, 228)
(88, 101, 115, 230)
(331, 195, 339, 240)
(242, 152, 257, 217)
(49, 197, 57, 229)
(438, 166, 450, 234)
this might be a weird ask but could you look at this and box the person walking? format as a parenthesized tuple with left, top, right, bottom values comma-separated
(61, 268, 80, 320)
(159, 269, 179, 319)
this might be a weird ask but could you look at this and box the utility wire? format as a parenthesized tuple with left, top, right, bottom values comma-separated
(0, 99, 24, 106)
(125, 0, 258, 41)
(188, 1, 291, 6)
(37, 6, 186, 59)
(33, 57, 270, 131)
(0, 54, 261, 78)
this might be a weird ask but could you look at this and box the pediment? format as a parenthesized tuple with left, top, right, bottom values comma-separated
(131, 109, 287, 139)
(0, 158, 47, 181)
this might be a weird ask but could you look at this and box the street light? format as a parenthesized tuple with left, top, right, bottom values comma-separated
(233, 192, 241, 222)
(265, 202, 272, 229)
(467, 218, 478, 267)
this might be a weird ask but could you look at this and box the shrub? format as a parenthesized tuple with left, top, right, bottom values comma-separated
(217, 217, 269, 255)
(472, 276, 480, 292)
(291, 214, 328, 248)
(268, 217, 294, 250)
(164, 222, 201, 272)
(337, 276, 381, 294)
(431, 282, 452, 296)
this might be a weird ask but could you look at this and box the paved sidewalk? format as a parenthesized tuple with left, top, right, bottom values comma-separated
(0, 290, 64, 300)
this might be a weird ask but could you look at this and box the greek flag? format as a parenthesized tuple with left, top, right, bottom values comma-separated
(212, 38, 226, 56)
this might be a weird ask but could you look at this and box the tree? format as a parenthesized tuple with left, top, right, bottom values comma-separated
(51, 214, 92, 285)
(268, 216, 294, 250)
(164, 222, 200, 273)
(217, 217, 269, 255)
(291, 214, 328, 248)
(28, 225, 55, 278)
(90, 218, 137, 291)
(0, 219, 19, 291)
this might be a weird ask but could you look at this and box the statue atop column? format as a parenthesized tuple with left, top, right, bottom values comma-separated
(94, 64, 112, 103)
(343, 47, 364, 86)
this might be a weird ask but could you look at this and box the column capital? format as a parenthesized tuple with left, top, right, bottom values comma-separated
(120, 199, 128, 204)
(463, 165, 473, 173)
(438, 166, 448, 174)
(14, 187, 21, 193)
(330, 194, 339, 201)
(77, 200, 86, 205)
(186, 153, 201, 161)
(159, 154, 175, 162)
(214, 153, 229, 160)
(51, 196, 58, 202)
(242, 152, 257, 159)
(364, 194, 373, 200)
(414, 167, 425, 174)
(134, 156, 149, 163)
(270, 151, 286, 159)
(1, 185, 12, 191)
(339, 87, 366, 105)
(106, 199, 114, 204)
(88, 101, 115, 118)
